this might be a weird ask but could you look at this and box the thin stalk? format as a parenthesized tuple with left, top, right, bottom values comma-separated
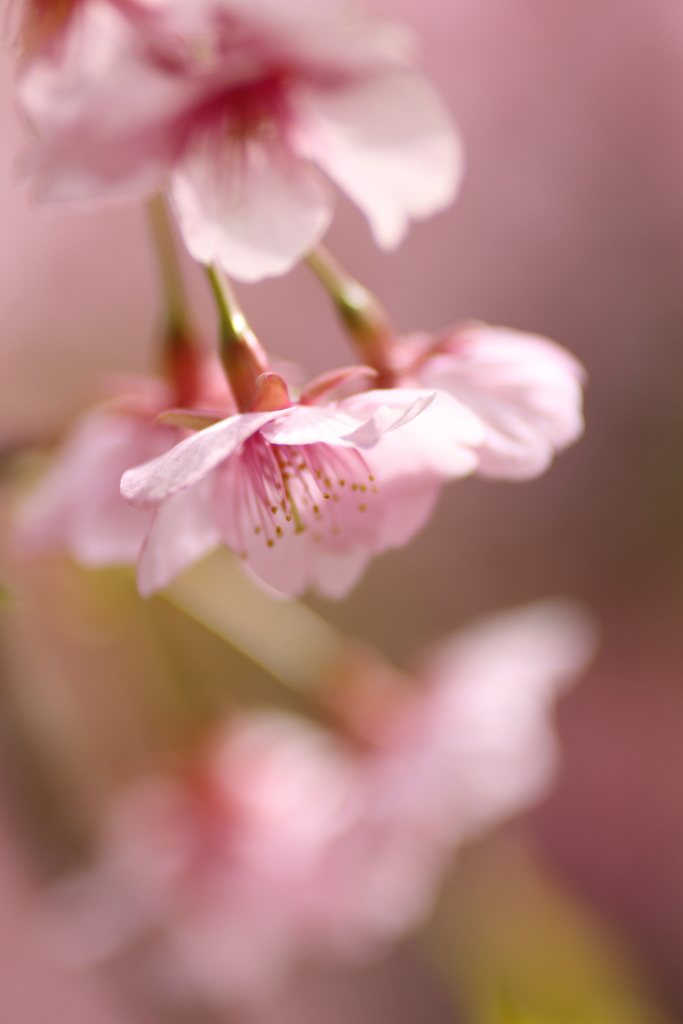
(146, 193, 191, 338)
(306, 244, 396, 382)
(162, 549, 345, 693)
(205, 264, 248, 346)
(147, 195, 206, 406)
(204, 264, 269, 410)
(161, 550, 412, 736)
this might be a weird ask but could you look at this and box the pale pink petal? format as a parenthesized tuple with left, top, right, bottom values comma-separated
(389, 600, 597, 842)
(19, 0, 190, 203)
(16, 410, 177, 566)
(170, 135, 331, 282)
(259, 389, 435, 448)
(338, 389, 436, 448)
(294, 70, 462, 248)
(121, 411, 278, 508)
(137, 475, 221, 596)
(361, 390, 484, 481)
(208, 0, 414, 75)
(245, 530, 372, 599)
(361, 471, 443, 550)
(258, 404, 364, 447)
(419, 326, 585, 479)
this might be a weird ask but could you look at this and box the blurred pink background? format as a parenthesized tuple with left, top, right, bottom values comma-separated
(3, 0, 683, 1019)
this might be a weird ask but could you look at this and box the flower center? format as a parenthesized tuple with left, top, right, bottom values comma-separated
(224, 435, 378, 556)
(186, 69, 295, 150)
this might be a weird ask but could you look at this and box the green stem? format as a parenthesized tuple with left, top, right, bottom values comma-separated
(162, 549, 345, 693)
(306, 245, 396, 383)
(205, 264, 246, 345)
(146, 194, 191, 338)
(204, 265, 269, 410)
(147, 195, 206, 407)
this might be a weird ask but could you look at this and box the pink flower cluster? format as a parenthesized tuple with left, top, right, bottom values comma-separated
(41, 600, 596, 1007)
(11, 0, 586, 601)
(17, 323, 583, 598)
(8, 0, 595, 1011)
(18, 0, 461, 281)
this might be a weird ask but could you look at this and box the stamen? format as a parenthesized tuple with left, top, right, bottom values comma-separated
(228, 434, 378, 555)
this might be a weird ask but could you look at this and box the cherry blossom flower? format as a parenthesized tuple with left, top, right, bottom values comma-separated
(335, 322, 585, 486)
(120, 371, 483, 598)
(15, 353, 234, 567)
(405, 323, 586, 480)
(17, 0, 462, 281)
(39, 600, 595, 1007)
(15, 378, 179, 566)
(307, 251, 585, 483)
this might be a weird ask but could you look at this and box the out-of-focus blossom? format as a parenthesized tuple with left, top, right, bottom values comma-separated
(404, 324, 586, 480)
(354, 322, 584, 484)
(16, 0, 461, 281)
(15, 377, 179, 566)
(40, 600, 595, 1007)
(15, 353, 234, 567)
(121, 371, 482, 597)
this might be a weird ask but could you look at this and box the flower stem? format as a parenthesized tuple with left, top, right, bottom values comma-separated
(146, 194, 191, 339)
(306, 245, 396, 384)
(204, 265, 269, 411)
(163, 549, 345, 693)
(162, 549, 411, 740)
(146, 194, 203, 407)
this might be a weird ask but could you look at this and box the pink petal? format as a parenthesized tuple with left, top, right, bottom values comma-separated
(18, 1, 188, 203)
(16, 410, 176, 566)
(136, 475, 221, 597)
(209, 0, 414, 76)
(259, 391, 436, 449)
(242, 530, 372, 600)
(170, 135, 332, 282)
(420, 326, 585, 479)
(294, 70, 462, 248)
(338, 389, 436, 448)
(414, 600, 597, 837)
(121, 411, 278, 509)
(352, 389, 484, 478)
(259, 404, 364, 447)
(362, 472, 443, 550)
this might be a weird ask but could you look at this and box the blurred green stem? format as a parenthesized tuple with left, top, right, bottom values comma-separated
(162, 550, 346, 692)
(146, 193, 192, 339)
(306, 244, 396, 383)
(204, 265, 269, 410)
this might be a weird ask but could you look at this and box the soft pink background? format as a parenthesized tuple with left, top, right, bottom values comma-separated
(3, 0, 683, 1019)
